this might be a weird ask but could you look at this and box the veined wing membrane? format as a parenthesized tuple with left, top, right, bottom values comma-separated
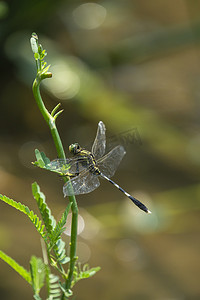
(97, 145, 126, 178)
(91, 121, 106, 160)
(63, 171, 100, 196)
(47, 156, 91, 176)
(47, 157, 90, 175)
(46, 159, 71, 175)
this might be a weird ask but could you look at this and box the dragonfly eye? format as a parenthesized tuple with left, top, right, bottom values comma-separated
(69, 143, 80, 154)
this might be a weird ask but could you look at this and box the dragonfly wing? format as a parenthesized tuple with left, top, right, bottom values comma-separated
(63, 171, 100, 196)
(91, 121, 106, 159)
(47, 157, 89, 175)
(97, 145, 126, 178)
(64, 157, 91, 174)
(46, 159, 71, 174)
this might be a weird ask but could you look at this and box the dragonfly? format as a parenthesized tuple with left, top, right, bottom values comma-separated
(47, 121, 151, 213)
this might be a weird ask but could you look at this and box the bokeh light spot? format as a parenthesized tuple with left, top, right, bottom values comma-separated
(0, 1, 8, 19)
(76, 242, 91, 263)
(18, 141, 44, 168)
(73, 3, 107, 30)
(64, 213, 85, 236)
(42, 62, 80, 100)
(80, 208, 101, 240)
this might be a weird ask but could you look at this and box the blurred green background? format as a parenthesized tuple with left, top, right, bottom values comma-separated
(1, 0, 200, 299)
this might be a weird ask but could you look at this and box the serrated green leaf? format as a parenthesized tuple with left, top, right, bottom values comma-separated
(72, 264, 101, 286)
(0, 194, 45, 239)
(50, 238, 69, 265)
(38, 159, 45, 168)
(33, 295, 42, 300)
(56, 239, 65, 255)
(40, 151, 51, 165)
(45, 273, 61, 299)
(34, 149, 51, 169)
(0, 250, 32, 284)
(32, 182, 56, 235)
(32, 181, 39, 196)
(49, 274, 59, 283)
(34, 53, 39, 60)
(59, 256, 70, 264)
(42, 64, 51, 74)
(30, 256, 45, 296)
(50, 203, 71, 245)
(25, 206, 30, 214)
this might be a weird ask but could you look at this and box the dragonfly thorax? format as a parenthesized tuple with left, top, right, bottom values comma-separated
(69, 142, 101, 175)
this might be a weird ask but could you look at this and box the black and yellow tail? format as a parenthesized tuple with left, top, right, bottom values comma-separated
(101, 173, 151, 214)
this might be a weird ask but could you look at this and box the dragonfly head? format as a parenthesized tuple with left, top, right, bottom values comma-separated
(69, 143, 81, 155)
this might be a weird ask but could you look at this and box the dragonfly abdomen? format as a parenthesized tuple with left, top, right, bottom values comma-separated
(100, 173, 150, 213)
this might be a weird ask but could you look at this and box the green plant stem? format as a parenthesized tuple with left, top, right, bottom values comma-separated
(32, 73, 78, 293)
(32, 76, 65, 159)
(66, 201, 78, 291)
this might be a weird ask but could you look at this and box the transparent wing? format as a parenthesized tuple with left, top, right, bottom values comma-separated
(91, 121, 106, 159)
(97, 145, 126, 178)
(63, 171, 100, 196)
(46, 158, 71, 175)
(46, 157, 90, 175)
